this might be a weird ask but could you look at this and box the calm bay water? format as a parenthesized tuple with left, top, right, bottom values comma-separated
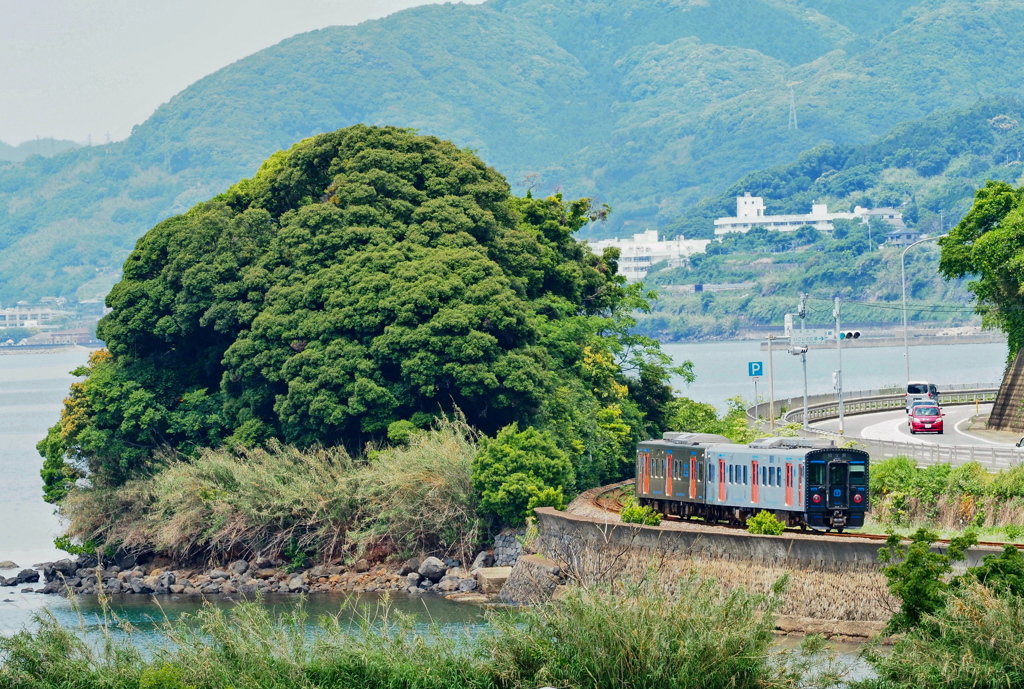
(664, 340, 1008, 411)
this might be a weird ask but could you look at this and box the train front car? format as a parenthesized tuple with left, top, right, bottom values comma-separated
(803, 448, 869, 531)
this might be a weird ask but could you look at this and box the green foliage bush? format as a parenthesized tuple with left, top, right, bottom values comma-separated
(746, 510, 786, 536)
(472, 423, 573, 527)
(40, 125, 681, 500)
(860, 545, 1024, 688)
(877, 528, 978, 634)
(619, 497, 661, 526)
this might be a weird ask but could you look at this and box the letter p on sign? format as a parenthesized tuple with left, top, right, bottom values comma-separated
(748, 361, 763, 377)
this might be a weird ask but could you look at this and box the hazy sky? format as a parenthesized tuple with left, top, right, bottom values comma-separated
(0, 0, 486, 146)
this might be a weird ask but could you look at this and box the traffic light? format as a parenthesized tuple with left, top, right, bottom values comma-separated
(838, 331, 860, 340)
(789, 346, 808, 355)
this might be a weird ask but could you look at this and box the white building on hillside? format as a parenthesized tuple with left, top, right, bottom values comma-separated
(714, 193, 865, 235)
(587, 230, 710, 282)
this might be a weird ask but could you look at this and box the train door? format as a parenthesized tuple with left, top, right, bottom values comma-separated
(666, 451, 674, 497)
(751, 460, 759, 504)
(689, 454, 697, 499)
(642, 450, 650, 495)
(718, 457, 726, 502)
(785, 462, 793, 506)
(826, 461, 848, 508)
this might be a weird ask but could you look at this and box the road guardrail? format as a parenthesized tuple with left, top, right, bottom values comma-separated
(745, 383, 1000, 425)
(854, 437, 1024, 470)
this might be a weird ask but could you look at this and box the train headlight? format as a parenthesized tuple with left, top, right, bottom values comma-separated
(812, 494, 822, 504)
(853, 493, 863, 504)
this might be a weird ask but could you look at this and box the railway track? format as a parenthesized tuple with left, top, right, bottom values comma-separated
(591, 484, 1023, 550)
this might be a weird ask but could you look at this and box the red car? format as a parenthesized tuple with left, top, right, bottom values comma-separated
(909, 405, 944, 434)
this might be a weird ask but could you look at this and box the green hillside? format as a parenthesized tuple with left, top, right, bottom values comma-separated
(4, 0, 1024, 301)
(635, 100, 1024, 340)
(0, 138, 80, 162)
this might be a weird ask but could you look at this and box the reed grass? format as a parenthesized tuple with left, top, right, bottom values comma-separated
(0, 579, 840, 689)
(59, 417, 480, 565)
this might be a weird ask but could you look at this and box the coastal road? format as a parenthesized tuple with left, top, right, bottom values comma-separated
(811, 403, 1018, 447)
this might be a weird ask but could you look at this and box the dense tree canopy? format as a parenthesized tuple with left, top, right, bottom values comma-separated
(39, 125, 683, 496)
(939, 180, 1024, 357)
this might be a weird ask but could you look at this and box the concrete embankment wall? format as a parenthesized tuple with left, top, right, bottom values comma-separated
(533, 507, 1004, 571)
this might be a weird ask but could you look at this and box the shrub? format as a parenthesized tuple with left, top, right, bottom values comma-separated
(946, 461, 988, 496)
(746, 510, 786, 535)
(855, 583, 1024, 689)
(991, 465, 1024, 500)
(472, 424, 574, 526)
(877, 528, 977, 634)
(619, 497, 662, 526)
(1005, 524, 1024, 542)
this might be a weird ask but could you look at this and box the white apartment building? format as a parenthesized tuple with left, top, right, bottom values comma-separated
(714, 193, 865, 235)
(0, 306, 73, 329)
(587, 230, 710, 282)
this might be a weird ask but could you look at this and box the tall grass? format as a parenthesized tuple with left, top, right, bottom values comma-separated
(853, 583, 1024, 689)
(59, 417, 480, 564)
(0, 579, 839, 689)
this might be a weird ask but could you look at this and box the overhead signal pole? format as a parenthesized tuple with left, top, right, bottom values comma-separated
(834, 297, 845, 435)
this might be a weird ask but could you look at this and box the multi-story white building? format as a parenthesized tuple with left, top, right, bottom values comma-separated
(587, 230, 710, 282)
(0, 306, 72, 329)
(714, 193, 865, 235)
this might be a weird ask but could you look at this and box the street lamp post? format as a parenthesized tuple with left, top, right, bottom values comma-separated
(902, 234, 948, 381)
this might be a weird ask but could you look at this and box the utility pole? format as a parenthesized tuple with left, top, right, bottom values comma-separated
(799, 293, 809, 430)
(788, 88, 799, 131)
(767, 334, 776, 432)
(834, 296, 845, 435)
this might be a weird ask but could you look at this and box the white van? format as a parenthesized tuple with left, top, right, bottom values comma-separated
(906, 381, 938, 412)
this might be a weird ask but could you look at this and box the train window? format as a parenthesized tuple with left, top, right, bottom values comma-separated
(829, 463, 848, 486)
(850, 463, 866, 486)
(771, 467, 777, 486)
(728, 465, 733, 483)
(743, 465, 749, 485)
(761, 466, 766, 485)
(808, 462, 826, 486)
(709, 463, 715, 482)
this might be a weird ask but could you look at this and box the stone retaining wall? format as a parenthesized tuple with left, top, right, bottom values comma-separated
(533, 508, 1004, 571)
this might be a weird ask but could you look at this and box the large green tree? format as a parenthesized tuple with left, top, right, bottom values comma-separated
(40, 125, 683, 495)
(939, 180, 1024, 358)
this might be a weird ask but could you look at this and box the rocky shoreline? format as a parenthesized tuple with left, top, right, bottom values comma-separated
(0, 533, 524, 603)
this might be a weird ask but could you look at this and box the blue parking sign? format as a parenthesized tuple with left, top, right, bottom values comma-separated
(748, 361, 763, 377)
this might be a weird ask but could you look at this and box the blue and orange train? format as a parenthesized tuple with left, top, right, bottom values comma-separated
(635, 433, 869, 532)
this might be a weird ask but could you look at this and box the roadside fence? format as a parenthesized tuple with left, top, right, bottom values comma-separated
(855, 437, 1024, 470)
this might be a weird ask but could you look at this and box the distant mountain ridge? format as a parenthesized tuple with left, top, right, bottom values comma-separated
(0, 138, 80, 162)
(3, 0, 1024, 301)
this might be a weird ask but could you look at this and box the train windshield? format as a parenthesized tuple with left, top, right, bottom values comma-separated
(829, 463, 848, 486)
(808, 462, 826, 486)
(850, 463, 866, 486)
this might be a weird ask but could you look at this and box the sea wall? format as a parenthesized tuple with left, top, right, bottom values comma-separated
(532, 508, 1004, 571)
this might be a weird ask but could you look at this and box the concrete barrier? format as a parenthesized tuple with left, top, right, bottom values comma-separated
(533, 507, 1005, 571)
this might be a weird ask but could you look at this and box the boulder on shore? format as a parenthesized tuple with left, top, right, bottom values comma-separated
(417, 557, 446, 582)
(0, 561, 18, 570)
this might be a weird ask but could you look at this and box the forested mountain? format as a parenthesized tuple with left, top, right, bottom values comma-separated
(633, 100, 1024, 340)
(0, 138, 80, 162)
(3, 0, 1024, 301)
